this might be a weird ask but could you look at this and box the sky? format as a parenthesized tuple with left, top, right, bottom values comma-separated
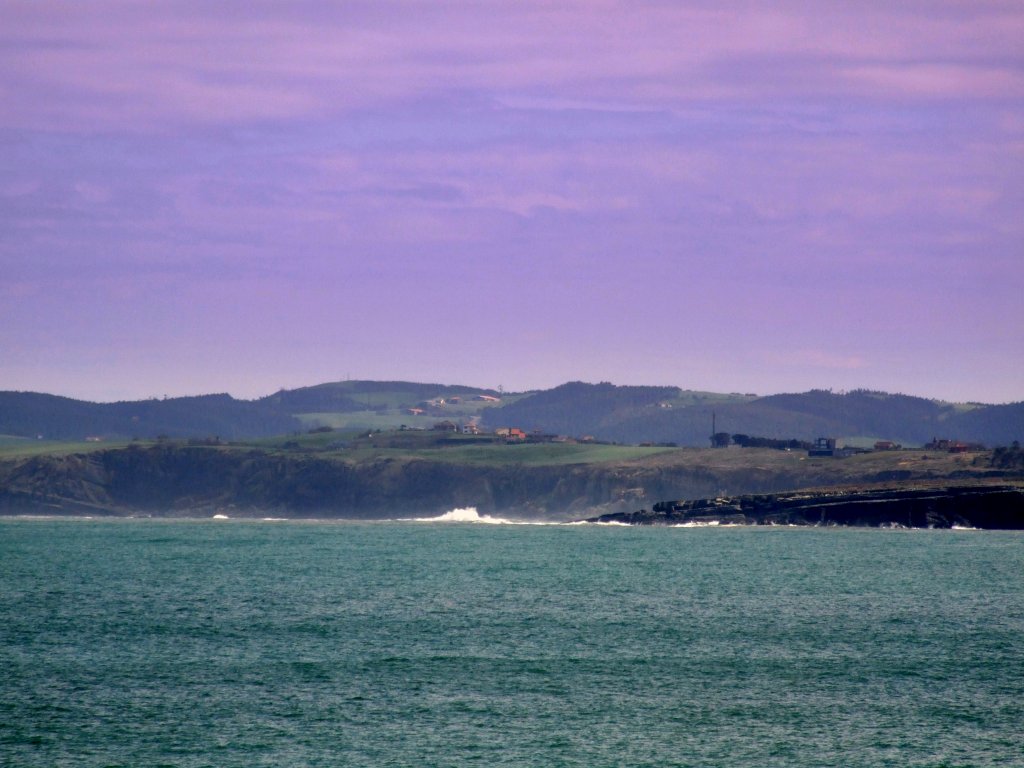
(2, 1, 1023, 404)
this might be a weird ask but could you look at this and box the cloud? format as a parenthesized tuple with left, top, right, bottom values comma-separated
(1, 1, 1021, 402)
(763, 349, 868, 371)
(3, 1, 1023, 133)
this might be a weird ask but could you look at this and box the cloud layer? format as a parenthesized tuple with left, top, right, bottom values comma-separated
(2, 1, 1022, 402)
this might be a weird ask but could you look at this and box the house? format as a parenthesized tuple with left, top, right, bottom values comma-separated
(874, 440, 900, 451)
(808, 437, 849, 457)
(461, 423, 480, 435)
(475, 394, 501, 402)
(432, 420, 458, 432)
(494, 427, 526, 441)
(406, 407, 425, 416)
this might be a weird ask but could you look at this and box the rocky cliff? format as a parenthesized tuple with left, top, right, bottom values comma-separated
(1, 444, 1019, 520)
(0, 444, 724, 518)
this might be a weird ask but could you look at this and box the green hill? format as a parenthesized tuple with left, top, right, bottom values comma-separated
(480, 384, 1024, 447)
(2, 381, 1021, 447)
(0, 392, 300, 441)
(258, 380, 502, 413)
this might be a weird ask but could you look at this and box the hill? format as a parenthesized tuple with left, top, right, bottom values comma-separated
(259, 380, 502, 413)
(0, 381, 507, 442)
(0, 392, 300, 441)
(481, 385, 1024, 447)
(1, 380, 1021, 447)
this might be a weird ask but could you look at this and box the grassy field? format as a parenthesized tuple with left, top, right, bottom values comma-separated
(663, 390, 757, 406)
(0, 436, 135, 459)
(635, 445, 996, 489)
(354, 442, 679, 466)
(292, 392, 528, 432)
(243, 430, 678, 466)
(240, 431, 997, 475)
(313, 387, 528, 410)
(0, 427, 1002, 483)
(295, 411, 438, 431)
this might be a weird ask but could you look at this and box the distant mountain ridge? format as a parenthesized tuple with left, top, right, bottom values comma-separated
(1, 381, 1021, 446)
(0, 392, 300, 441)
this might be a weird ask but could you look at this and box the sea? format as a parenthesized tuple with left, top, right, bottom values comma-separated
(2, 510, 1022, 767)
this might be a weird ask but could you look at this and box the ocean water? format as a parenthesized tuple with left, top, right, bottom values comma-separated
(2, 513, 1022, 767)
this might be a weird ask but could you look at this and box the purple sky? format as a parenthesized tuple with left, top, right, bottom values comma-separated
(2, 1, 1023, 404)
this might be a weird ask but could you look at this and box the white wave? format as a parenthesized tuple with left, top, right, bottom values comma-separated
(409, 507, 515, 524)
(407, 507, 566, 525)
(211, 513, 230, 519)
(951, 524, 979, 531)
(671, 520, 721, 527)
(564, 519, 632, 526)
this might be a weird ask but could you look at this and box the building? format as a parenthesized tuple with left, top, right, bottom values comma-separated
(494, 427, 526, 441)
(808, 437, 850, 457)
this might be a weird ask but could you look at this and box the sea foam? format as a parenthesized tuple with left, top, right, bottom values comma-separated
(407, 507, 576, 525)
(410, 507, 521, 524)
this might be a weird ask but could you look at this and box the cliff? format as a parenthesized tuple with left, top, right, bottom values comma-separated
(0, 444, 712, 518)
(0, 443, 1019, 520)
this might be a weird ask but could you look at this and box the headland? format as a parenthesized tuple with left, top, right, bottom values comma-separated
(584, 484, 1024, 529)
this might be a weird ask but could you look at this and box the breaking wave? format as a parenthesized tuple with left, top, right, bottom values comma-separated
(563, 519, 632, 526)
(671, 520, 721, 527)
(407, 507, 562, 525)
(410, 507, 524, 524)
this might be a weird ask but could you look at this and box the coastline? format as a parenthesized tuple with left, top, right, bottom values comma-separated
(584, 484, 1024, 529)
(2, 442, 1021, 524)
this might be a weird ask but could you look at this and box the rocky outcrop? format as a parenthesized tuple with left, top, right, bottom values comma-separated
(585, 486, 1024, 529)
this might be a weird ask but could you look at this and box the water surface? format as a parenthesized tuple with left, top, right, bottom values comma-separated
(2, 517, 1022, 766)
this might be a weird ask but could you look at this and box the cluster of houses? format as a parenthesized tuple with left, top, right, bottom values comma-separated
(809, 436, 985, 458)
(426, 420, 487, 436)
(401, 393, 569, 442)
(924, 438, 985, 453)
(405, 393, 501, 419)
(421, 420, 595, 444)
